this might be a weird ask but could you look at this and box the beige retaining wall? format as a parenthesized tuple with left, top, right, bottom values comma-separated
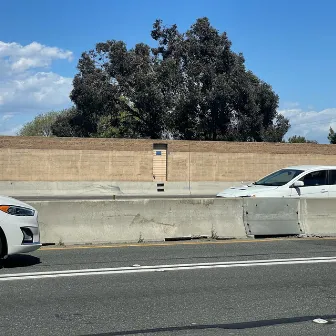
(0, 136, 335, 182)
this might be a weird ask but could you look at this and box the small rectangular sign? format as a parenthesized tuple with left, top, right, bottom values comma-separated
(156, 151, 162, 155)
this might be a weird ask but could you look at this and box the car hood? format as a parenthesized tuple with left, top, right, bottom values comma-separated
(0, 195, 36, 210)
(216, 184, 279, 197)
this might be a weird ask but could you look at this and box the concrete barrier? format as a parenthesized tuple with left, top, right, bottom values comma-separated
(30, 198, 246, 245)
(27, 197, 336, 245)
(243, 197, 336, 237)
(0, 181, 244, 197)
(300, 199, 336, 237)
(243, 198, 302, 235)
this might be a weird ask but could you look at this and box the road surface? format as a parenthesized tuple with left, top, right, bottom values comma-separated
(1, 239, 336, 335)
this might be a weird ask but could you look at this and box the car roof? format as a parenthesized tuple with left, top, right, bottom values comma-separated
(285, 165, 336, 171)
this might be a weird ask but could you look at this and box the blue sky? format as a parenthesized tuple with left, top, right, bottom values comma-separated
(1, 0, 336, 142)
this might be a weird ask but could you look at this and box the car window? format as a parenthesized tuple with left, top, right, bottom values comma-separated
(300, 170, 327, 186)
(328, 170, 336, 185)
(254, 169, 304, 186)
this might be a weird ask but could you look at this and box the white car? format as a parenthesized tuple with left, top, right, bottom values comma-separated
(216, 165, 336, 198)
(0, 195, 41, 258)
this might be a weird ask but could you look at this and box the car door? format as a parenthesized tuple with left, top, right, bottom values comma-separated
(291, 170, 329, 198)
(327, 169, 336, 198)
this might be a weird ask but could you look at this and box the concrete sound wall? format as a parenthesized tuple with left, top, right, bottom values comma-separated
(30, 198, 246, 245)
(1, 136, 336, 182)
(0, 148, 153, 181)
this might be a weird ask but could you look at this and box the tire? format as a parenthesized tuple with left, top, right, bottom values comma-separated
(0, 235, 3, 259)
(0, 237, 3, 269)
(0, 230, 6, 259)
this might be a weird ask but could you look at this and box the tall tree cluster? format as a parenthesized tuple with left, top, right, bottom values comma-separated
(20, 18, 291, 142)
(57, 18, 288, 141)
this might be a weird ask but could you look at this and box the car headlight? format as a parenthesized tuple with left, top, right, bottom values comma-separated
(0, 205, 35, 216)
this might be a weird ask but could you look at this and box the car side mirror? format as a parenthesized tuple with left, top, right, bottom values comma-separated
(291, 180, 304, 188)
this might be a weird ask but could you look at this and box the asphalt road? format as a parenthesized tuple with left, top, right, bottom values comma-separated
(15, 194, 215, 201)
(1, 239, 336, 336)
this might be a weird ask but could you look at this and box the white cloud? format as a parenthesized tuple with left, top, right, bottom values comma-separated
(0, 41, 73, 72)
(0, 41, 74, 134)
(2, 113, 14, 121)
(0, 72, 72, 111)
(280, 107, 336, 144)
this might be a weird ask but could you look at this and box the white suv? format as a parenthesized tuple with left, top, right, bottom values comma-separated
(216, 165, 336, 198)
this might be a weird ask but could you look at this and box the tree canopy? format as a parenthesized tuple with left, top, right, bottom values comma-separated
(17, 111, 61, 137)
(287, 135, 318, 144)
(56, 17, 289, 141)
(328, 127, 336, 144)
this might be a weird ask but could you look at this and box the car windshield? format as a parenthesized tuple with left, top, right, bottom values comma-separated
(254, 169, 304, 186)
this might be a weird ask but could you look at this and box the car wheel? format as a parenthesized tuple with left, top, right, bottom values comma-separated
(0, 236, 2, 257)
(0, 231, 5, 259)
(0, 238, 3, 268)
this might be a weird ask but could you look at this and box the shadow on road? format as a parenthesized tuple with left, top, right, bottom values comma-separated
(85, 315, 336, 335)
(2, 254, 41, 268)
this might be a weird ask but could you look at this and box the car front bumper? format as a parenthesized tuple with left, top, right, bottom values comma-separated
(3, 210, 42, 256)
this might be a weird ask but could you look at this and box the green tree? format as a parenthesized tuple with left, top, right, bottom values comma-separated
(261, 114, 291, 142)
(151, 18, 288, 141)
(70, 42, 166, 139)
(69, 17, 289, 141)
(17, 111, 61, 136)
(50, 107, 85, 137)
(287, 135, 318, 144)
(328, 127, 336, 144)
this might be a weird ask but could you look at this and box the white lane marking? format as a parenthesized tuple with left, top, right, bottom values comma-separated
(1, 256, 336, 277)
(313, 318, 329, 324)
(1, 256, 336, 281)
